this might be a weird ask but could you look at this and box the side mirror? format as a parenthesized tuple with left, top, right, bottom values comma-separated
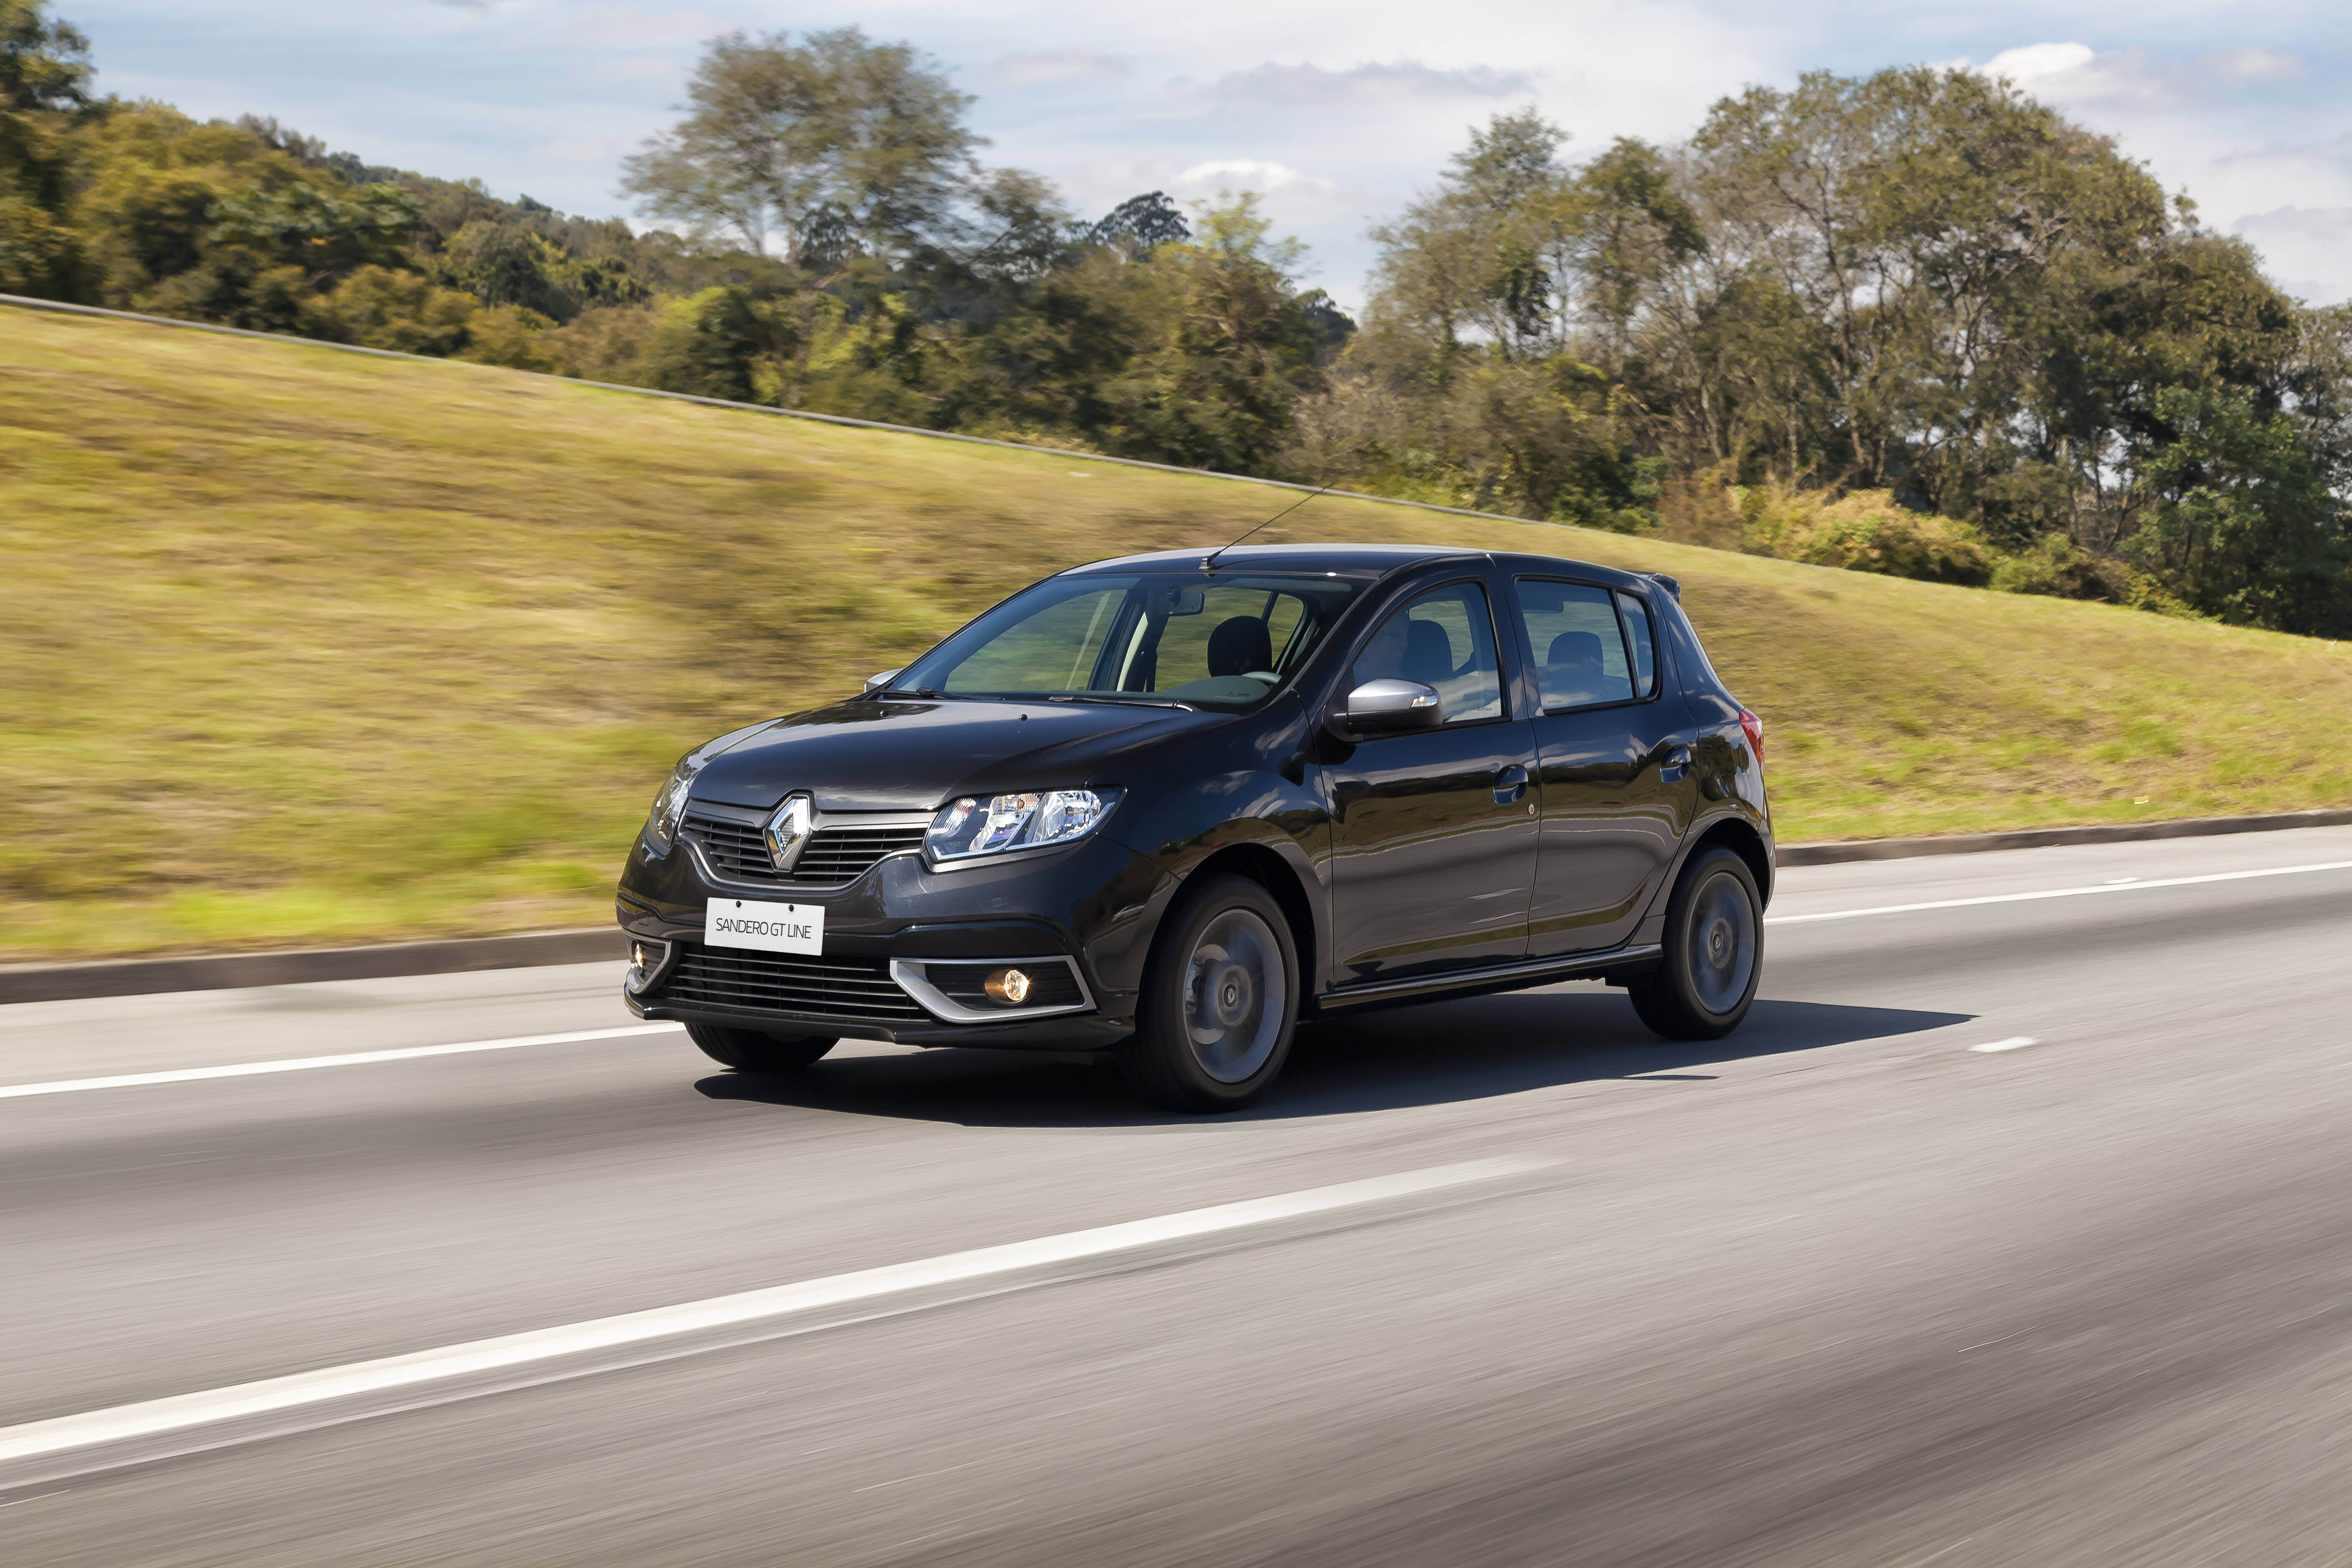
(863, 668, 903, 694)
(1339, 678, 1442, 735)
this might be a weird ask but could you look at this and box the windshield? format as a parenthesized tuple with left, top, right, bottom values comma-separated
(894, 571, 1370, 709)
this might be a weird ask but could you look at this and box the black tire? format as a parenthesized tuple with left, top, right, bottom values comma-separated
(686, 1021, 837, 1072)
(1627, 845, 1763, 1041)
(1118, 874, 1300, 1112)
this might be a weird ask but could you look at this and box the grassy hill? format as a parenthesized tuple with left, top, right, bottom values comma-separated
(5, 307, 2350, 962)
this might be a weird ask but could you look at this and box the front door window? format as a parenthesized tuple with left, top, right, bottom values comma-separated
(1349, 581, 1504, 724)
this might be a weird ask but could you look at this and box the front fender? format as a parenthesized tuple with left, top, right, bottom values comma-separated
(1103, 766, 1332, 985)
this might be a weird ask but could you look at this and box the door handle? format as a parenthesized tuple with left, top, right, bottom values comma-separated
(1661, 745, 1693, 782)
(1493, 764, 1530, 807)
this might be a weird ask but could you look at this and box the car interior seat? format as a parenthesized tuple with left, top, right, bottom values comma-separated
(1546, 629, 1608, 704)
(1402, 619, 1460, 687)
(1207, 616, 1274, 678)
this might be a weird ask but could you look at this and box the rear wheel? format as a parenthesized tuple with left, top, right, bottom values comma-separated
(686, 1022, 836, 1072)
(1627, 846, 1762, 1041)
(1118, 874, 1300, 1113)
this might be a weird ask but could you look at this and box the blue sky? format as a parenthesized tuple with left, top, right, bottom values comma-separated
(67, 0, 2352, 312)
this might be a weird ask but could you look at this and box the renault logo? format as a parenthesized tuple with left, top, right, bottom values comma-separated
(764, 794, 815, 872)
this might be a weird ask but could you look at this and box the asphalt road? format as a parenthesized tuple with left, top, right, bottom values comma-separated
(5, 827, 2352, 1566)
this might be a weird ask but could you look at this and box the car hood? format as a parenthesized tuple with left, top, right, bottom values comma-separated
(688, 697, 1217, 812)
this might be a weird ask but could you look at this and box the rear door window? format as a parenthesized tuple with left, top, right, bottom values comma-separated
(1514, 579, 1633, 710)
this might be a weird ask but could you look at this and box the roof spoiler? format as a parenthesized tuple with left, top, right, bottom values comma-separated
(1645, 572, 1681, 600)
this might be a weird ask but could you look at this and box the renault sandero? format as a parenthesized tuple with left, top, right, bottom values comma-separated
(614, 544, 1772, 1111)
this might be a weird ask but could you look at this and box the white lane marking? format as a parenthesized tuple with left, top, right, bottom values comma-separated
(0, 1157, 1543, 1464)
(2105, 877, 2139, 885)
(1766, 859, 2352, 926)
(1969, 1037, 2038, 1054)
(0, 1024, 685, 1101)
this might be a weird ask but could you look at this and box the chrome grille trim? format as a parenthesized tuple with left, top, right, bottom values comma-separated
(680, 805, 928, 890)
(891, 956, 1095, 1024)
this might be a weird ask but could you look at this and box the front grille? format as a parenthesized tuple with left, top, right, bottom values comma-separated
(681, 809, 926, 888)
(656, 944, 930, 1024)
(791, 825, 929, 885)
(920, 960, 1087, 1011)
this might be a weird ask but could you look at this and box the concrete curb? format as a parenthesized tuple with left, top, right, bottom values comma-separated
(0, 928, 624, 1007)
(1774, 807, 2352, 867)
(6, 808, 2349, 1006)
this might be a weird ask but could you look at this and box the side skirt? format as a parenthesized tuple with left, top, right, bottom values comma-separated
(1313, 944, 1664, 1016)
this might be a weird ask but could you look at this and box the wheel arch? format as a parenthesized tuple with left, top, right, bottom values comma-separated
(1186, 841, 1319, 999)
(1687, 813, 1774, 907)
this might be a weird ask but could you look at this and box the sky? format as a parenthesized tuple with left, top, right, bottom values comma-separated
(64, 0, 2352, 313)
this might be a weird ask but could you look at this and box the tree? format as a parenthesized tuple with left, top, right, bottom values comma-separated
(619, 27, 980, 268)
(1345, 110, 1661, 521)
(2124, 387, 2349, 632)
(1086, 191, 1188, 258)
(68, 106, 424, 328)
(0, 0, 93, 295)
(0, 0, 86, 114)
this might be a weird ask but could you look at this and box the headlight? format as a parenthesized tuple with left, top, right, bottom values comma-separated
(925, 789, 1117, 864)
(643, 756, 705, 852)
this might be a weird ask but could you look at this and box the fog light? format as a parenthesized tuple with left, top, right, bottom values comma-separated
(624, 938, 671, 995)
(984, 967, 1032, 1005)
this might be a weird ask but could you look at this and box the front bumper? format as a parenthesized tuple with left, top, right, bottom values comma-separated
(613, 825, 1176, 1050)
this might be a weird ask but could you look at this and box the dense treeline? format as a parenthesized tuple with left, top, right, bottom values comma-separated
(1317, 85, 2352, 635)
(5, 0, 2347, 634)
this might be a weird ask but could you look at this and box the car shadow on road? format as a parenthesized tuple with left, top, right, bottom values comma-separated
(693, 989, 1975, 1129)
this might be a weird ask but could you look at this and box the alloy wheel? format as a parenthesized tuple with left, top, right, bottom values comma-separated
(1686, 869, 1757, 1016)
(1182, 908, 1287, 1083)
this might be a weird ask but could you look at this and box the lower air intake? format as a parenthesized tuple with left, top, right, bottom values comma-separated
(655, 944, 929, 1025)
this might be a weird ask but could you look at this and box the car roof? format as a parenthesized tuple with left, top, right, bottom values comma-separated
(1065, 542, 1664, 593)
(1064, 542, 1476, 576)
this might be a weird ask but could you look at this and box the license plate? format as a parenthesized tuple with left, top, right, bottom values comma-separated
(704, 897, 825, 955)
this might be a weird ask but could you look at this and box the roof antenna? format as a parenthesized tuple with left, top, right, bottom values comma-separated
(1200, 481, 1335, 572)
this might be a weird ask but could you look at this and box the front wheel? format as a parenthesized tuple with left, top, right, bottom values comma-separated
(1118, 874, 1300, 1112)
(1628, 846, 1762, 1041)
(686, 1022, 836, 1072)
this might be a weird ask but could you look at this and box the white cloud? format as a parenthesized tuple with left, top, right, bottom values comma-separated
(1981, 41, 2096, 85)
(1978, 42, 2193, 110)
(2205, 48, 2300, 85)
(1176, 157, 1330, 192)
(2231, 205, 2352, 304)
(1973, 41, 2308, 112)
(570, 9, 729, 49)
(1211, 61, 1536, 108)
(988, 50, 1127, 85)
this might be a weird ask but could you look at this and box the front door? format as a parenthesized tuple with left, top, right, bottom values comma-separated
(1514, 579, 1696, 956)
(1324, 579, 1540, 985)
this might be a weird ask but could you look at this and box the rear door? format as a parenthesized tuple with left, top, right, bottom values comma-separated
(1512, 578, 1696, 956)
(1323, 575, 1540, 985)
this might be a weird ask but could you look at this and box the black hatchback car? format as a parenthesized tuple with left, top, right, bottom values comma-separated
(616, 543, 1770, 1110)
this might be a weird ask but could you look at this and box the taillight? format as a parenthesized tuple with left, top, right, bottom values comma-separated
(1739, 708, 1764, 760)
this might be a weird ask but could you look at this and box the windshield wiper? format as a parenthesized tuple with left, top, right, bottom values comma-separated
(1045, 694, 1197, 712)
(877, 687, 941, 699)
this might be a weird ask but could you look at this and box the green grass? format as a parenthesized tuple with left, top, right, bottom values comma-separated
(5, 308, 2352, 961)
